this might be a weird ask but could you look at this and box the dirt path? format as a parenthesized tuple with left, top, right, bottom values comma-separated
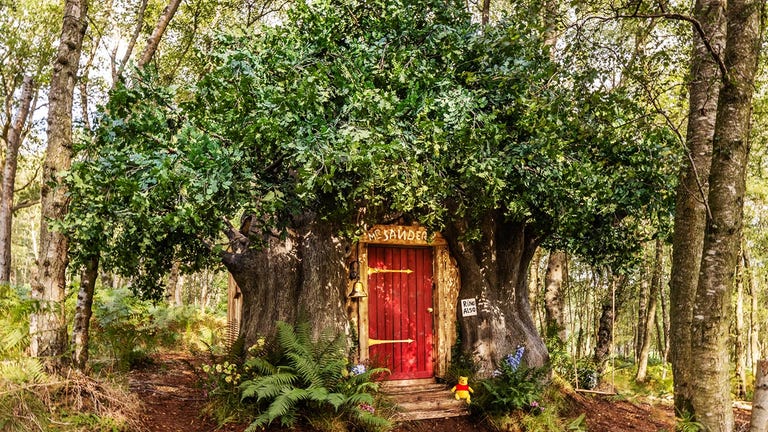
(127, 351, 749, 432)
(129, 352, 228, 432)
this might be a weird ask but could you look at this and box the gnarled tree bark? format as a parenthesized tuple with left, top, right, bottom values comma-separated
(223, 214, 351, 349)
(444, 212, 546, 376)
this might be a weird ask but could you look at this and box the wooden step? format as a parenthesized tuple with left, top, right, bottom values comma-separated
(382, 381, 471, 421)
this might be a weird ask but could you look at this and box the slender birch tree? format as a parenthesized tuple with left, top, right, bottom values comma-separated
(29, 0, 89, 360)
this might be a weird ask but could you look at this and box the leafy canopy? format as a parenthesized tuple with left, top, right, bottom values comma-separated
(65, 0, 679, 297)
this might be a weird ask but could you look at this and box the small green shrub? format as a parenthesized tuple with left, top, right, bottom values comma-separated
(473, 346, 547, 417)
(90, 288, 157, 370)
(90, 288, 227, 369)
(239, 321, 392, 432)
(0, 284, 37, 358)
(675, 411, 704, 432)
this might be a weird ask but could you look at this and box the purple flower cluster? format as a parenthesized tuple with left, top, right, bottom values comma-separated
(529, 400, 544, 414)
(350, 364, 367, 376)
(359, 403, 376, 413)
(504, 345, 525, 371)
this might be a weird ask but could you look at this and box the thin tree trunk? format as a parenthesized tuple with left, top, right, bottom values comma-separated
(660, 249, 671, 373)
(637, 239, 663, 382)
(735, 255, 747, 399)
(481, 0, 490, 25)
(593, 274, 627, 372)
(137, 0, 182, 69)
(751, 360, 768, 432)
(174, 273, 184, 306)
(528, 248, 543, 335)
(115, 0, 149, 81)
(689, 0, 762, 428)
(71, 255, 98, 370)
(544, 250, 566, 344)
(669, 0, 725, 417)
(29, 0, 89, 361)
(744, 243, 761, 373)
(199, 280, 208, 313)
(167, 260, 181, 305)
(635, 258, 649, 363)
(0, 75, 34, 284)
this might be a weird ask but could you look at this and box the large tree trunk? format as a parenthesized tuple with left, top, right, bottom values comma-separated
(689, 0, 761, 428)
(223, 215, 351, 350)
(444, 213, 546, 376)
(543, 250, 566, 344)
(669, 0, 725, 416)
(29, 0, 89, 360)
(636, 239, 663, 382)
(0, 75, 35, 284)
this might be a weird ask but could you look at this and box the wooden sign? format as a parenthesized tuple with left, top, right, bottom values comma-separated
(362, 225, 446, 246)
(460, 298, 477, 317)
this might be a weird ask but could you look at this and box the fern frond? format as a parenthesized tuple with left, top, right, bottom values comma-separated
(292, 321, 313, 353)
(239, 372, 298, 401)
(0, 358, 47, 384)
(355, 410, 393, 430)
(312, 328, 344, 359)
(244, 357, 277, 375)
(287, 352, 321, 387)
(343, 392, 374, 407)
(276, 322, 312, 360)
(325, 392, 347, 410)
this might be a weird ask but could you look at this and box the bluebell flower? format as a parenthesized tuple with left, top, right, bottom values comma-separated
(350, 364, 367, 375)
(504, 345, 525, 371)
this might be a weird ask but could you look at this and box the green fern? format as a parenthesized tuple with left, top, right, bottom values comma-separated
(0, 358, 47, 384)
(240, 321, 392, 431)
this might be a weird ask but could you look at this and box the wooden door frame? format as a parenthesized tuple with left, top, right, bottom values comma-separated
(353, 224, 460, 379)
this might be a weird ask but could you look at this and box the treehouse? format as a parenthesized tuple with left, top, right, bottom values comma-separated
(227, 223, 462, 382)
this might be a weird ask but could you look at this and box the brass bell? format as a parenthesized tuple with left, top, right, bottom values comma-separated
(348, 281, 367, 298)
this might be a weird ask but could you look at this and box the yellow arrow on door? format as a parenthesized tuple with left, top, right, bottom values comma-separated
(368, 338, 415, 346)
(367, 267, 413, 275)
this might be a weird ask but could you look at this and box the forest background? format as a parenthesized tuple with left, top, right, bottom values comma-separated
(2, 0, 768, 431)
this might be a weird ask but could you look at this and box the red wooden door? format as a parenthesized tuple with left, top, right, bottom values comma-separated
(367, 246, 434, 380)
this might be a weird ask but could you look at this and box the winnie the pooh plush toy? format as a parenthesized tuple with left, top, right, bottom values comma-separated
(451, 376, 474, 404)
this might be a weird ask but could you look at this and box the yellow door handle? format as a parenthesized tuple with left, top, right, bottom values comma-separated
(368, 338, 414, 346)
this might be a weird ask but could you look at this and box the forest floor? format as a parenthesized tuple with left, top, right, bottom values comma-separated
(128, 352, 752, 432)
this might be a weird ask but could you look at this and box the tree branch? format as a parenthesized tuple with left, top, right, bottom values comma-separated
(222, 216, 250, 253)
(12, 198, 40, 213)
(614, 11, 727, 79)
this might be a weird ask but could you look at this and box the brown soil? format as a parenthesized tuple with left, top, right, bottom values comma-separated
(128, 352, 752, 432)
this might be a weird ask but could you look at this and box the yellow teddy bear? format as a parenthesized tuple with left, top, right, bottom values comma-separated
(451, 376, 474, 404)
